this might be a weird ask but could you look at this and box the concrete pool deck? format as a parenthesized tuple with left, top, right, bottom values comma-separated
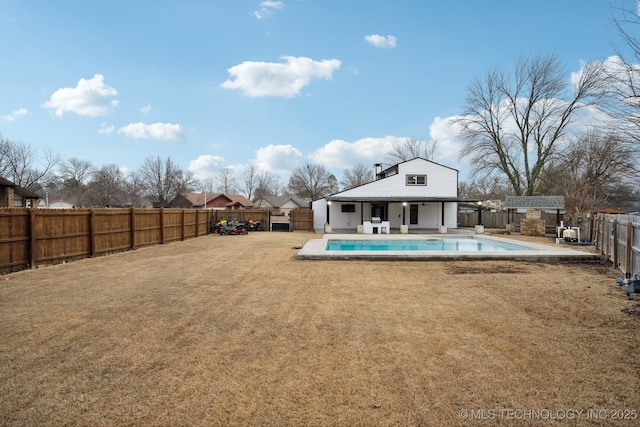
(296, 233, 601, 262)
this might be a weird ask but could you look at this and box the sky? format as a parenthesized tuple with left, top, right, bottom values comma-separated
(0, 0, 637, 189)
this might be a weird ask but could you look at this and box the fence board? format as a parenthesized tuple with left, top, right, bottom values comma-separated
(595, 213, 640, 276)
(0, 208, 212, 274)
(291, 209, 313, 231)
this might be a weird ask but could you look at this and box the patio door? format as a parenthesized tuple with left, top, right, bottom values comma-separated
(410, 204, 419, 224)
(371, 203, 387, 220)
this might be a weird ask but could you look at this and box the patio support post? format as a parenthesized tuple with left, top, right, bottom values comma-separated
(326, 201, 331, 225)
(402, 202, 406, 225)
(477, 201, 482, 225)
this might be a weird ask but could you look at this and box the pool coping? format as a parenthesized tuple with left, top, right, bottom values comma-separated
(296, 233, 601, 262)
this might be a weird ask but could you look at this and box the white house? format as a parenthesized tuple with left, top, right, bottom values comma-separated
(312, 158, 460, 233)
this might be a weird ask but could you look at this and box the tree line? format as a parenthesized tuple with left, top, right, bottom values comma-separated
(0, 135, 431, 207)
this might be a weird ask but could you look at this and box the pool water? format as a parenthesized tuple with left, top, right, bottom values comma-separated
(325, 237, 532, 252)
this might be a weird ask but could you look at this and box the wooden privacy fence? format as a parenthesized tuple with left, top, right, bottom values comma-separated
(594, 213, 640, 276)
(0, 208, 211, 274)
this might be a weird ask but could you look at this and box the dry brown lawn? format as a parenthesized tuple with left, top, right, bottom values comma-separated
(1, 231, 639, 426)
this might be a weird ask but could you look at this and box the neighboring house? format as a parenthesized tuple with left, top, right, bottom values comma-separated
(312, 158, 460, 233)
(253, 195, 310, 215)
(0, 176, 41, 208)
(169, 192, 254, 209)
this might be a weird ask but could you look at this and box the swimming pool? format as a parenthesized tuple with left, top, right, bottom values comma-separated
(325, 236, 531, 252)
(297, 233, 599, 262)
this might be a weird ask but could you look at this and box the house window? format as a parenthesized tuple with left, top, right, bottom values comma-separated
(406, 174, 427, 186)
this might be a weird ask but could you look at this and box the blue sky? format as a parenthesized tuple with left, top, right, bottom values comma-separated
(0, 0, 636, 186)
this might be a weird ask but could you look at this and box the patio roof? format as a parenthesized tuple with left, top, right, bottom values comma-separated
(504, 196, 565, 209)
(325, 196, 462, 203)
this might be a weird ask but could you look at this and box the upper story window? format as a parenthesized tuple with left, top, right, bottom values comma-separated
(406, 174, 427, 186)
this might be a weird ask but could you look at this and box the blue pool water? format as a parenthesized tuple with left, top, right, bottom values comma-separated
(325, 237, 532, 252)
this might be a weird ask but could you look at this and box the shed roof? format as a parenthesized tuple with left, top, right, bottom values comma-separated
(504, 196, 565, 209)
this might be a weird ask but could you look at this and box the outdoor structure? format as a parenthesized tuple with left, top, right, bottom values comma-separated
(0, 176, 40, 208)
(312, 158, 461, 234)
(169, 192, 253, 210)
(504, 196, 565, 236)
(252, 195, 309, 215)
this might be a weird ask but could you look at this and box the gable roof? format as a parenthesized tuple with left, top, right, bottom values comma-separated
(504, 196, 565, 209)
(170, 192, 253, 208)
(0, 176, 41, 199)
(224, 194, 253, 207)
(184, 192, 222, 206)
(377, 157, 458, 179)
(255, 195, 308, 208)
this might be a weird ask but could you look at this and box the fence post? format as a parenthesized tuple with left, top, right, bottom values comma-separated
(160, 208, 165, 244)
(194, 209, 198, 238)
(90, 209, 96, 257)
(612, 219, 618, 268)
(180, 209, 188, 240)
(626, 217, 633, 275)
(29, 208, 36, 269)
(130, 208, 136, 250)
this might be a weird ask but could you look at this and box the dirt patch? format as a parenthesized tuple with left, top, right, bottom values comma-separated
(1, 231, 638, 426)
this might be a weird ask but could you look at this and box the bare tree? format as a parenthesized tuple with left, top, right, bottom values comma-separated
(86, 164, 126, 207)
(0, 135, 60, 191)
(340, 163, 373, 190)
(122, 172, 147, 207)
(215, 168, 238, 194)
(385, 136, 437, 165)
(253, 171, 278, 202)
(539, 131, 639, 213)
(599, 4, 640, 148)
(458, 175, 513, 201)
(287, 162, 332, 200)
(58, 158, 96, 207)
(454, 53, 606, 196)
(198, 177, 216, 193)
(138, 156, 194, 207)
(327, 174, 339, 195)
(241, 165, 260, 200)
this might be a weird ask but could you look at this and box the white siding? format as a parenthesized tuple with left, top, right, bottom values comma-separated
(335, 158, 457, 199)
(312, 199, 327, 231)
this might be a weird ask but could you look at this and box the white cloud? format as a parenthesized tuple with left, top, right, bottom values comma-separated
(364, 34, 397, 49)
(117, 122, 183, 140)
(188, 154, 226, 180)
(221, 56, 341, 97)
(141, 103, 152, 114)
(309, 136, 402, 169)
(1, 108, 30, 122)
(253, 0, 283, 19)
(98, 122, 115, 134)
(429, 116, 466, 170)
(43, 74, 119, 117)
(254, 144, 302, 173)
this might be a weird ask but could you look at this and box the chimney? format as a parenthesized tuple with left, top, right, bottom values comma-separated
(374, 163, 382, 180)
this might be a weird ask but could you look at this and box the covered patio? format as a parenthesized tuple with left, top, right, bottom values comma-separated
(316, 197, 463, 234)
